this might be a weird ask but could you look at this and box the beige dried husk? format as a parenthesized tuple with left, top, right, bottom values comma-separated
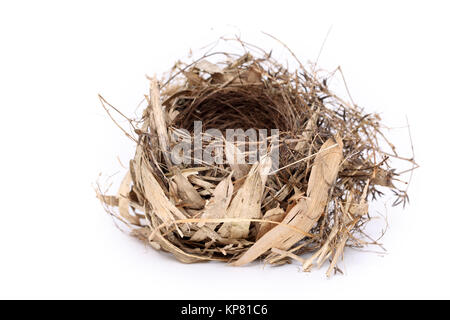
(98, 38, 416, 276)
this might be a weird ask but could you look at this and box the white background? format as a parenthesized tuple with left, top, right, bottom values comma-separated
(1, 0, 449, 299)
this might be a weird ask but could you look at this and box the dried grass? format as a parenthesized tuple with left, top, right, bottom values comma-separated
(97, 37, 416, 276)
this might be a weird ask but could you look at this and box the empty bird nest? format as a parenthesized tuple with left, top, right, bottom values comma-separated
(97, 38, 416, 276)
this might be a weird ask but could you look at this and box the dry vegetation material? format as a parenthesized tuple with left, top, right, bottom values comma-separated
(98, 38, 417, 276)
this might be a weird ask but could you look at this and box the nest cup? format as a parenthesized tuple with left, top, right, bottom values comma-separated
(99, 39, 414, 276)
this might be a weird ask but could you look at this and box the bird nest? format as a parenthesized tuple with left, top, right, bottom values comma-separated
(98, 38, 415, 276)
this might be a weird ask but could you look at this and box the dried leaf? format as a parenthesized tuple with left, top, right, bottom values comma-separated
(218, 157, 272, 239)
(233, 136, 343, 265)
(191, 174, 234, 241)
(224, 140, 249, 180)
(118, 172, 140, 225)
(133, 148, 187, 236)
(150, 77, 172, 167)
(195, 60, 224, 74)
(172, 168, 205, 209)
(256, 205, 286, 240)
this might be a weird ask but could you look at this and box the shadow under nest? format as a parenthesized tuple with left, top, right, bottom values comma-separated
(98, 39, 416, 276)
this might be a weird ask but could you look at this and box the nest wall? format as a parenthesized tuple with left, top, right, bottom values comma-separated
(98, 39, 415, 276)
